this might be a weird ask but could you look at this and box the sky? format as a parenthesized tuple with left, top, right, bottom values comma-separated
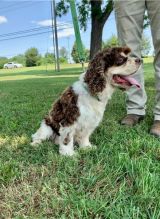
(0, 0, 153, 59)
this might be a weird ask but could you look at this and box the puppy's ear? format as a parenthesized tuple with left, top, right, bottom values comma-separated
(122, 47, 131, 55)
(84, 52, 106, 95)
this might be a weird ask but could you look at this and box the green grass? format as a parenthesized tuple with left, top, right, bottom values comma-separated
(0, 62, 160, 218)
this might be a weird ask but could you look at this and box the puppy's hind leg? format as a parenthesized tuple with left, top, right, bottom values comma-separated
(31, 120, 53, 145)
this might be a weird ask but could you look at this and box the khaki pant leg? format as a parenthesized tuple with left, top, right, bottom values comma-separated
(146, 0, 160, 120)
(114, 0, 147, 115)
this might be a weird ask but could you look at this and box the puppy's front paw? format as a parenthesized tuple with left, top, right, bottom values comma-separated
(59, 148, 76, 156)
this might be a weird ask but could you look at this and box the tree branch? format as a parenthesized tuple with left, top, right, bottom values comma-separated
(101, 0, 113, 24)
(56, 0, 70, 17)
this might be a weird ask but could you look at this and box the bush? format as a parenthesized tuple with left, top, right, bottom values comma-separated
(103, 35, 120, 48)
(71, 41, 89, 63)
(59, 57, 68, 63)
(10, 54, 26, 66)
(25, 47, 41, 67)
(43, 52, 55, 65)
(0, 57, 8, 69)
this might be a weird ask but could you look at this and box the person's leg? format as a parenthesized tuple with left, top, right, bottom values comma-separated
(146, 0, 160, 136)
(146, 0, 160, 120)
(114, 0, 147, 120)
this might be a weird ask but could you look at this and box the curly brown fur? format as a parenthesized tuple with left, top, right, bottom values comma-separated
(45, 87, 80, 135)
(84, 47, 131, 95)
(84, 51, 106, 95)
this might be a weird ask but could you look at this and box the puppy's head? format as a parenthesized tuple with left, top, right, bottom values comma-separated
(104, 47, 141, 89)
(84, 47, 141, 95)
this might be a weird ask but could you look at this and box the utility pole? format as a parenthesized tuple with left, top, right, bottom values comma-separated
(50, 0, 56, 71)
(53, 0, 60, 71)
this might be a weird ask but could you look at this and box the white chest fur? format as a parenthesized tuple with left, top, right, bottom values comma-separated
(72, 78, 114, 132)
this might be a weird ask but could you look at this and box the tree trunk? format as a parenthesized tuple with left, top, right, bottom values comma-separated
(90, 18, 104, 59)
(89, 0, 113, 59)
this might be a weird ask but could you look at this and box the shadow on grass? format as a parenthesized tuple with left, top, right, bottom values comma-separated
(0, 136, 62, 186)
(0, 137, 59, 165)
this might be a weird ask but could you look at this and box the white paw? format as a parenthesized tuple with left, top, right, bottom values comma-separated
(59, 148, 76, 156)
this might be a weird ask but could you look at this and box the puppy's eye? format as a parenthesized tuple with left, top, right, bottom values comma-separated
(116, 57, 128, 66)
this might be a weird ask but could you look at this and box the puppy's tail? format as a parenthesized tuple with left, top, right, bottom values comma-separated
(31, 119, 54, 146)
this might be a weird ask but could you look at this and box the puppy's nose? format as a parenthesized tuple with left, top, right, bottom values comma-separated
(135, 58, 141, 64)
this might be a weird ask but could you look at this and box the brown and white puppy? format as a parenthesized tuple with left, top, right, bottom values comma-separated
(31, 47, 141, 156)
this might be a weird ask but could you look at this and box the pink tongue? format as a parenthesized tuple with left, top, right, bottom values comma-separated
(122, 76, 141, 88)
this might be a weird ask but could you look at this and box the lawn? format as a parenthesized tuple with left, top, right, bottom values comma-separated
(0, 61, 160, 218)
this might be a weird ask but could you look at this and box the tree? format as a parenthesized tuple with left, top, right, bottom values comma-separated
(10, 54, 26, 66)
(71, 41, 79, 63)
(56, 0, 113, 59)
(59, 57, 68, 63)
(0, 57, 8, 69)
(25, 47, 41, 67)
(44, 52, 55, 64)
(59, 46, 68, 58)
(103, 35, 151, 57)
(71, 41, 89, 63)
(103, 34, 120, 48)
(141, 35, 151, 57)
(85, 49, 90, 62)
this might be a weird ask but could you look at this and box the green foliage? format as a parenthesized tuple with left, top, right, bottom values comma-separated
(0, 57, 8, 69)
(41, 52, 67, 65)
(103, 34, 120, 48)
(25, 47, 41, 67)
(56, 0, 70, 17)
(71, 42, 79, 63)
(59, 46, 68, 58)
(56, 0, 89, 31)
(143, 14, 150, 29)
(36, 55, 42, 66)
(10, 54, 26, 66)
(71, 41, 89, 63)
(59, 57, 68, 63)
(56, 0, 112, 31)
(141, 35, 151, 57)
(77, 0, 90, 31)
(85, 49, 90, 62)
(43, 52, 55, 64)
(103, 35, 151, 57)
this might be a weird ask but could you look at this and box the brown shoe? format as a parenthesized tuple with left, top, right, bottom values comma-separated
(150, 120, 160, 137)
(121, 114, 144, 126)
